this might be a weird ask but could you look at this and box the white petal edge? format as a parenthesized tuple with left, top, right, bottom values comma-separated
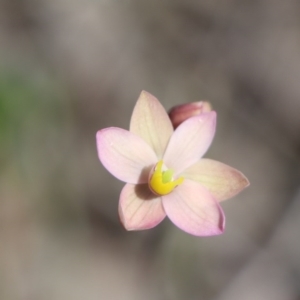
(119, 183, 166, 230)
(182, 159, 250, 202)
(163, 112, 216, 175)
(96, 127, 157, 184)
(162, 179, 225, 236)
(130, 91, 173, 159)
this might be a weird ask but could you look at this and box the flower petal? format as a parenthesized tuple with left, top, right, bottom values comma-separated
(130, 91, 173, 159)
(163, 112, 216, 175)
(162, 179, 225, 236)
(119, 183, 166, 230)
(96, 128, 157, 184)
(182, 159, 250, 202)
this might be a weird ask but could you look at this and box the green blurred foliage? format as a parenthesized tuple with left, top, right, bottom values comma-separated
(0, 72, 70, 162)
(0, 71, 83, 225)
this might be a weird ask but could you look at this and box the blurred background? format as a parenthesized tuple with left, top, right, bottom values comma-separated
(1, 0, 300, 299)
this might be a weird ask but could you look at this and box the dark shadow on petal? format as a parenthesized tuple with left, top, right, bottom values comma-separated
(138, 164, 153, 183)
(134, 183, 157, 201)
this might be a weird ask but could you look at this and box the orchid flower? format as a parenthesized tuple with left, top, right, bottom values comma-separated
(96, 91, 249, 236)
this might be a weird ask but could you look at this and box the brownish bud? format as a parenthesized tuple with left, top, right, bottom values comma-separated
(168, 101, 212, 129)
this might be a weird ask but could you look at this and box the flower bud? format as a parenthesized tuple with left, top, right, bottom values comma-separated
(168, 101, 212, 129)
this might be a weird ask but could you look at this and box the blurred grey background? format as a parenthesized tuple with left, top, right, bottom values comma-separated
(1, 0, 300, 299)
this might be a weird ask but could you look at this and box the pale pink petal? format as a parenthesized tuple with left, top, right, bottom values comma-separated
(182, 159, 250, 202)
(162, 179, 225, 236)
(130, 91, 173, 159)
(119, 183, 166, 230)
(96, 128, 157, 184)
(163, 112, 216, 175)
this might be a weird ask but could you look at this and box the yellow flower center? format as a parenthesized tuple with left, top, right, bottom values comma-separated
(148, 160, 184, 196)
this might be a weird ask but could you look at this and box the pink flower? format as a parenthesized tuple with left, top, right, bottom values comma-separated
(96, 91, 249, 236)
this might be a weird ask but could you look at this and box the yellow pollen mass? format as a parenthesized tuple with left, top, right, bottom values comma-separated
(149, 160, 184, 196)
